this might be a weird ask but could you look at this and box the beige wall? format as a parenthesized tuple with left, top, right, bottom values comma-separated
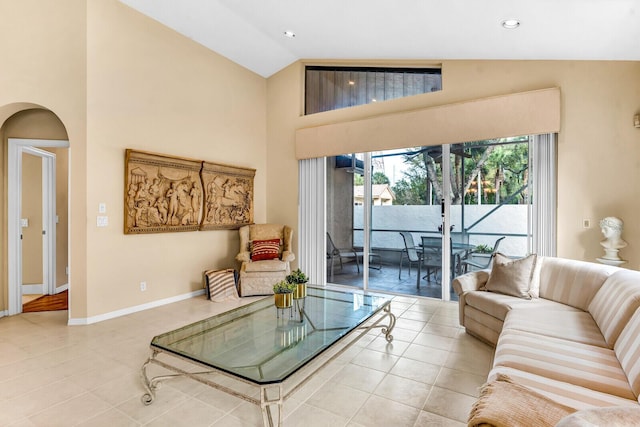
(1, 0, 266, 319)
(84, 1, 267, 316)
(0, 0, 87, 316)
(266, 60, 640, 269)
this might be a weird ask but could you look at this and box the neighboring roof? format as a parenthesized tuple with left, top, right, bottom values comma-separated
(120, 0, 640, 78)
(354, 184, 395, 200)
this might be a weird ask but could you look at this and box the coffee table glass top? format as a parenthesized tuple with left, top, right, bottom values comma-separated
(150, 286, 393, 384)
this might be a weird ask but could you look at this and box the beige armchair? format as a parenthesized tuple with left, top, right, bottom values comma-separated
(236, 224, 295, 296)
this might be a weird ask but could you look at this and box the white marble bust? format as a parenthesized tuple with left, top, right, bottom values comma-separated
(597, 217, 627, 265)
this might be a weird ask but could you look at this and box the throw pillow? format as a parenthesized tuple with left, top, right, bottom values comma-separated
(485, 253, 537, 299)
(204, 269, 239, 302)
(528, 255, 543, 298)
(251, 238, 281, 261)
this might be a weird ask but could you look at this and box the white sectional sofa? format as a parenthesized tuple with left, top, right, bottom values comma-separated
(452, 255, 640, 422)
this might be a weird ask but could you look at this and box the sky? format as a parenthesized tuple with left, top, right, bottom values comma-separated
(372, 149, 412, 186)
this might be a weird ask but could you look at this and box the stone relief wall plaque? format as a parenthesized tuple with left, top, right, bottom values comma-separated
(200, 161, 255, 230)
(124, 149, 255, 234)
(124, 150, 203, 234)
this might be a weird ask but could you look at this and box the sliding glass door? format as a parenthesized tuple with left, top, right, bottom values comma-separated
(319, 136, 546, 301)
(326, 154, 365, 288)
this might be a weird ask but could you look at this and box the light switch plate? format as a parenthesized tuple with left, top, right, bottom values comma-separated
(97, 216, 109, 227)
(99, 203, 107, 214)
(20, 218, 29, 227)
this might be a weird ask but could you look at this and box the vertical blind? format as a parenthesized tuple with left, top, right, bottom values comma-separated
(531, 133, 558, 257)
(298, 158, 327, 285)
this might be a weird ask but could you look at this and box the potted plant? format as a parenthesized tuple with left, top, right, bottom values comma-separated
(273, 280, 296, 308)
(474, 244, 493, 254)
(286, 269, 309, 299)
(469, 244, 493, 264)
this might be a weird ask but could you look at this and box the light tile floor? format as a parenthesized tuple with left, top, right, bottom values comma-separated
(0, 294, 494, 426)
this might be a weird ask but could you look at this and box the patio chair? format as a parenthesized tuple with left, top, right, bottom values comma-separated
(420, 236, 444, 286)
(398, 232, 423, 280)
(461, 236, 506, 273)
(327, 233, 382, 279)
(326, 232, 363, 280)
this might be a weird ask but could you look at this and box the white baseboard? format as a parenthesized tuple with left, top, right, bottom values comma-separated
(56, 284, 69, 293)
(67, 289, 205, 326)
(0, 310, 7, 318)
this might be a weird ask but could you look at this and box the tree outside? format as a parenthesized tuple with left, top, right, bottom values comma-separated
(389, 138, 529, 206)
(354, 171, 390, 186)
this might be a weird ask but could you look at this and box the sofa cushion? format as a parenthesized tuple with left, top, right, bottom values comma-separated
(494, 330, 635, 400)
(538, 257, 618, 311)
(485, 253, 537, 299)
(614, 309, 640, 400)
(464, 306, 505, 345)
(503, 307, 608, 348)
(589, 269, 640, 347)
(489, 366, 639, 410)
(465, 290, 572, 323)
(465, 291, 522, 321)
(556, 407, 640, 427)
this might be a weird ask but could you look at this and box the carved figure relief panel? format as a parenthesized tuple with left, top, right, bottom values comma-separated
(124, 150, 203, 234)
(124, 149, 254, 234)
(200, 161, 255, 230)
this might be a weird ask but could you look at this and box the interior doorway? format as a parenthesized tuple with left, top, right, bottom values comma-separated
(8, 138, 69, 315)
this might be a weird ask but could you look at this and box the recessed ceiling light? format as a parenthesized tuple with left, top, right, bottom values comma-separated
(501, 19, 520, 29)
(283, 30, 296, 38)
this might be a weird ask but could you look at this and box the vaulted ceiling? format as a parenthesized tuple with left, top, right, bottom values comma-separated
(119, 0, 640, 77)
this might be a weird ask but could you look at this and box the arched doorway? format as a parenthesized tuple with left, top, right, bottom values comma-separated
(1, 107, 70, 317)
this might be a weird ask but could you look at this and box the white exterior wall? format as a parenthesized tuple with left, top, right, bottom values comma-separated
(353, 205, 529, 256)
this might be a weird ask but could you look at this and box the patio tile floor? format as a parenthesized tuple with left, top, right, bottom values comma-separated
(328, 261, 459, 301)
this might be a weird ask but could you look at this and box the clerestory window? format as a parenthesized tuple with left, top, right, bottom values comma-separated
(305, 66, 442, 115)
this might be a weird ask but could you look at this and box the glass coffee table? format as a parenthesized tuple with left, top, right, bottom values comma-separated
(140, 286, 396, 426)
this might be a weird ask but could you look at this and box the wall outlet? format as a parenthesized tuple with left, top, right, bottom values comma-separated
(582, 219, 590, 229)
(140, 281, 147, 291)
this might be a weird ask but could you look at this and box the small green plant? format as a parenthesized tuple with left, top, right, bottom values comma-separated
(273, 280, 296, 294)
(286, 269, 309, 285)
(474, 244, 493, 254)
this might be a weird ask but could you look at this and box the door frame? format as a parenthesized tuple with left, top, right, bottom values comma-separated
(8, 138, 69, 315)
